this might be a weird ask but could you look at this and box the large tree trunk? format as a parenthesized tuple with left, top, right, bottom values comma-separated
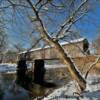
(27, 0, 86, 92)
(47, 39, 86, 92)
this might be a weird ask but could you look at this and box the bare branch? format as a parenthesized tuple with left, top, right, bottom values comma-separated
(27, 0, 86, 92)
(37, 0, 49, 12)
(26, 0, 51, 42)
(27, 37, 42, 52)
(85, 55, 100, 79)
(56, 0, 89, 38)
(6, 0, 30, 8)
(35, 0, 43, 6)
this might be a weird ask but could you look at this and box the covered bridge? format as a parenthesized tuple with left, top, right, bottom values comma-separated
(19, 38, 90, 61)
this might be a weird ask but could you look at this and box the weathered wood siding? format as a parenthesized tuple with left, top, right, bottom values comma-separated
(27, 40, 85, 60)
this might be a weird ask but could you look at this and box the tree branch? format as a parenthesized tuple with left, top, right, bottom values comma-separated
(6, 0, 30, 8)
(26, 0, 51, 41)
(35, 0, 43, 6)
(85, 55, 100, 79)
(26, 0, 86, 91)
(56, 0, 88, 38)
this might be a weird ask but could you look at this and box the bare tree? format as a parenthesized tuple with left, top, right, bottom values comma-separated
(0, 32, 7, 63)
(92, 35, 100, 55)
(0, 11, 7, 53)
(25, 0, 100, 92)
(85, 55, 100, 79)
(0, 0, 100, 92)
(0, 32, 7, 52)
(25, 0, 89, 92)
(13, 43, 25, 53)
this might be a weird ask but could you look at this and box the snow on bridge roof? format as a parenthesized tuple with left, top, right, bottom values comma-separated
(19, 37, 86, 54)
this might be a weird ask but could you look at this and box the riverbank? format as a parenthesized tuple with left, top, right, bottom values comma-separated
(42, 74, 100, 100)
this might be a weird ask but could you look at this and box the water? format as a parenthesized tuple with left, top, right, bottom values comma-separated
(0, 63, 71, 99)
(0, 73, 57, 99)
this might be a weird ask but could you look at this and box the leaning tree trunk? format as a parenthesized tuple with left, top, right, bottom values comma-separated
(51, 40, 86, 92)
(26, 0, 86, 92)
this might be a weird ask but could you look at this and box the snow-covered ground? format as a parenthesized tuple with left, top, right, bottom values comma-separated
(0, 63, 33, 73)
(43, 75, 100, 100)
(0, 63, 66, 73)
(0, 64, 100, 100)
(45, 64, 66, 69)
(0, 63, 17, 73)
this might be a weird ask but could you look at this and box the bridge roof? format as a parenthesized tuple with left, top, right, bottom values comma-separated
(19, 37, 86, 54)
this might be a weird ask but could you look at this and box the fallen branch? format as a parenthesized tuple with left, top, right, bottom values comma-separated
(85, 55, 100, 79)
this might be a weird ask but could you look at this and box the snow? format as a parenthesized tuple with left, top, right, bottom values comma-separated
(1, 64, 100, 100)
(0, 64, 29, 100)
(45, 64, 66, 69)
(0, 63, 32, 73)
(0, 63, 66, 74)
(0, 64, 17, 73)
(43, 75, 100, 100)
(60, 38, 85, 46)
(19, 38, 85, 54)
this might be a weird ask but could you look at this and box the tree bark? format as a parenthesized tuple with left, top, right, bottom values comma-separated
(46, 39, 86, 92)
(27, 0, 86, 92)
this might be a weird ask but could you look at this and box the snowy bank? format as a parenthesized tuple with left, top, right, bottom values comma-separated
(43, 75, 100, 100)
(0, 63, 32, 74)
(0, 63, 16, 73)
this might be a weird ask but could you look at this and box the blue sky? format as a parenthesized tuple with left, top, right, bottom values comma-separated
(3, 0, 100, 50)
(78, 5, 100, 41)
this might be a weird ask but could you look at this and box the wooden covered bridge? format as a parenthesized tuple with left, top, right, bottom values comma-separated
(19, 37, 90, 61)
(16, 38, 90, 90)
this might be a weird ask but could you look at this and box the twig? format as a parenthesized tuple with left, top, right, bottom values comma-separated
(35, 0, 43, 6)
(26, 0, 87, 91)
(56, 0, 88, 38)
(85, 55, 100, 79)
